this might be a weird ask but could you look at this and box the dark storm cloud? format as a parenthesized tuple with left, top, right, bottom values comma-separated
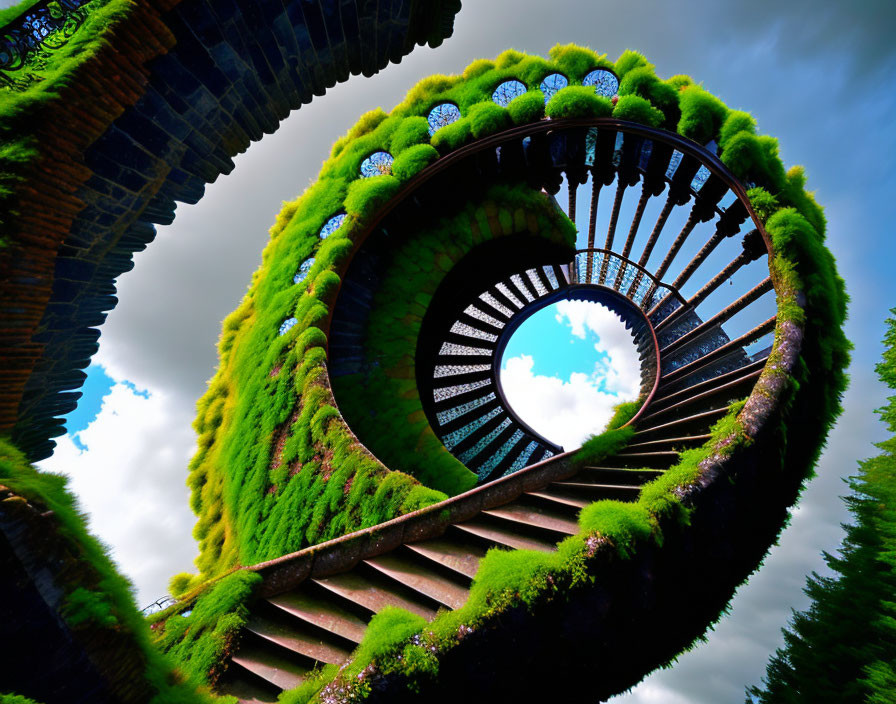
(28, 0, 896, 699)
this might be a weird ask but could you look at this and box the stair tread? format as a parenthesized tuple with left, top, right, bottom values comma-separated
(552, 481, 643, 492)
(245, 613, 352, 665)
(231, 643, 309, 692)
(268, 590, 367, 644)
(220, 675, 278, 704)
(453, 518, 557, 553)
(646, 365, 763, 415)
(634, 406, 730, 436)
(313, 571, 438, 621)
(626, 434, 711, 450)
(482, 502, 579, 535)
(405, 538, 486, 580)
(526, 489, 590, 509)
(364, 553, 470, 610)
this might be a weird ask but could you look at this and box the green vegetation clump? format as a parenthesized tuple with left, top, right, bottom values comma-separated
(545, 86, 613, 120)
(0, 694, 43, 704)
(612, 94, 665, 128)
(150, 571, 261, 689)
(748, 312, 895, 703)
(0, 0, 134, 238)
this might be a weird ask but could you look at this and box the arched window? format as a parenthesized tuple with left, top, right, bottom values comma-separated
(427, 102, 461, 135)
(293, 257, 315, 284)
(539, 73, 568, 103)
(278, 317, 298, 336)
(319, 213, 346, 239)
(491, 79, 527, 107)
(360, 151, 393, 177)
(582, 69, 619, 98)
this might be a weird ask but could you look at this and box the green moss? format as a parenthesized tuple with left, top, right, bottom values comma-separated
(467, 101, 512, 138)
(545, 86, 614, 119)
(614, 50, 652, 79)
(507, 91, 546, 125)
(0, 439, 214, 703)
(354, 607, 429, 666)
(549, 43, 610, 80)
(578, 501, 654, 557)
(606, 400, 642, 430)
(618, 67, 680, 127)
(152, 571, 261, 689)
(574, 426, 635, 466)
(389, 116, 431, 154)
(277, 665, 339, 704)
(612, 94, 664, 127)
(431, 117, 473, 153)
(344, 175, 401, 219)
(0, 695, 43, 704)
(392, 144, 439, 182)
(677, 85, 729, 145)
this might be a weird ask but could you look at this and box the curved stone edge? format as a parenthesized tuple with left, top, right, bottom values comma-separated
(1, 0, 462, 461)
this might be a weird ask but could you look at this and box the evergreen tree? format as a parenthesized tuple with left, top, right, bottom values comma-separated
(748, 310, 896, 703)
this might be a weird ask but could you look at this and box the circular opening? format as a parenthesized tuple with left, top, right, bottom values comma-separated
(427, 102, 461, 135)
(360, 151, 393, 177)
(492, 79, 527, 107)
(582, 68, 619, 97)
(498, 299, 641, 449)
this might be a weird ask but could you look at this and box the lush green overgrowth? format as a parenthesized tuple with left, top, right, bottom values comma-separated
(747, 312, 894, 704)
(255, 45, 848, 702)
(184, 44, 663, 586)
(0, 439, 217, 704)
(0, 694, 42, 704)
(0, 0, 131, 237)
(150, 571, 261, 690)
(332, 183, 576, 494)
(573, 399, 641, 466)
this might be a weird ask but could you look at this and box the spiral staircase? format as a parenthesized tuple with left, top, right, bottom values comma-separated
(214, 119, 783, 702)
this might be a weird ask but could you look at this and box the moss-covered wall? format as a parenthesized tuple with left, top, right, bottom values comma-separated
(332, 184, 577, 496)
(0, 438, 218, 704)
(0, 0, 462, 461)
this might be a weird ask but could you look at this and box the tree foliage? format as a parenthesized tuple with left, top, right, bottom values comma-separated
(747, 310, 896, 703)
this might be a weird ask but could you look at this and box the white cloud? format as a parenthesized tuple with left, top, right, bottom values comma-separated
(500, 356, 636, 450)
(554, 299, 643, 396)
(38, 373, 199, 609)
(500, 301, 641, 449)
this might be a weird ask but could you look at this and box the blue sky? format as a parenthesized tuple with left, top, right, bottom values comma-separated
(500, 300, 641, 448)
(26, 1, 896, 701)
(503, 303, 621, 383)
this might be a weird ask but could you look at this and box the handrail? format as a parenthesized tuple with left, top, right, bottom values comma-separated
(570, 247, 688, 311)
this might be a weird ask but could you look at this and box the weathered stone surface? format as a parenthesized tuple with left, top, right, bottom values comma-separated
(1, 0, 461, 461)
